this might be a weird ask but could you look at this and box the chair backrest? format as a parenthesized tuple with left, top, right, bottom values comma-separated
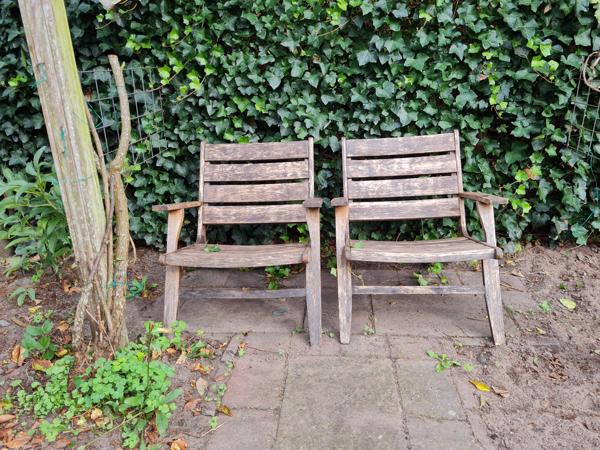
(197, 139, 314, 239)
(341, 130, 466, 231)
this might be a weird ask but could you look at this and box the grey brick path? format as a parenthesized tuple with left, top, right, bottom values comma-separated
(138, 267, 532, 449)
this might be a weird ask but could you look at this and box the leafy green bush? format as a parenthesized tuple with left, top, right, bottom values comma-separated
(1, 1, 599, 248)
(15, 322, 184, 448)
(0, 148, 71, 277)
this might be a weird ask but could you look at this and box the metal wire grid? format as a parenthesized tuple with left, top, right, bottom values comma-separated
(79, 65, 166, 166)
(565, 58, 600, 217)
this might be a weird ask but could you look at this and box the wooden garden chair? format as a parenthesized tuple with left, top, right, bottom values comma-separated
(332, 131, 508, 345)
(152, 139, 323, 345)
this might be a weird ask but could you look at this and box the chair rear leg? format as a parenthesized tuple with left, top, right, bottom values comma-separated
(306, 257, 322, 346)
(164, 266, 181, 326)
(482, 259, 505, 345)
(337, 259, 352, 344)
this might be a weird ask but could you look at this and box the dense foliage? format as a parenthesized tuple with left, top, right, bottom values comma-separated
(1, 0, 600, 250)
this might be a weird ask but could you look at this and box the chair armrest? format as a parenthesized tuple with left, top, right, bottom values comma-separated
(459, 192, 508, 206)
(152, 200, 203, 212)
(303, 198, 324, 208)
(331, 197, 348, 207)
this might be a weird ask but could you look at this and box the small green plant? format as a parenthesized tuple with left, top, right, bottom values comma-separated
(559, 282, 566, 290)
(292, 326, 305, 335)
(9, 286, 36, 306)
(0, 148, 71, 277)
(413, 272, 428, 286)
(538, 300, 551, 313)
(208, 416, 218, 430)
(279, 223, 309, 244)
(362, 324, 375, 336)
(428, 262, 448, 285)
(203, 244, 221, 253)
(467, 260, 479, 271)
(265, 265, 290, 290)
(127, 275, 157, 300)
(426, 350, 471, 373)
(20, 319, 56, 360)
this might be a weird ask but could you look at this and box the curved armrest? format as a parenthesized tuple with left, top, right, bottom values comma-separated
(303, 198, 324, 208)
(459, 192, 508, 206)
(152, 200, 203, 212)
(331, 197, 349, 207)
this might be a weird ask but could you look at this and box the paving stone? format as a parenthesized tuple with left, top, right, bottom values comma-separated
(395, 360, 465, 420)
(290, 333, 389, 358)
(222, 333, 289, 409)
(319, 289, 372, 336)
(181, 268, 231, 288)
(407, 417, 477, 450)
(277, 356, 407, 449)
(388, 336, 454, 360)
(206, 409, 278, 450)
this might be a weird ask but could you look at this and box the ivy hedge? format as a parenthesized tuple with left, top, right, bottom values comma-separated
(1, 0, 600, 250)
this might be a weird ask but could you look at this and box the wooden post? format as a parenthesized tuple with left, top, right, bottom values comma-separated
(18, 1, 107, 286)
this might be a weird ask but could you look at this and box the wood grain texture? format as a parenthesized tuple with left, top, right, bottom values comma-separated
(164, 209, 184, 325)
(305, 206, 322, 346)
(163, 243, 310, 268)
(347, 175, 459, 199)
(346, 153, 457, 178)
(345, 133, 454, 157)
(204, 181, 308, 203)
(335, 205, 352, 344)
(203, 204, 307, 224)
(303, 198, 323, 208)
(188, 288, 306, 299)
(197, 141, 206, 243)
(331, 197, 349, 207)
(204, 161, 308, 182)
(482, 259, 505, 345)
(352, 285, 485, 295)
(346, 238, 496, 263)
(460, 191, 509, 205)
(453, 130, 468, 236)
(348, 198, 461, 221)
(204, 141, 308, 161)
(152, 200, 203, 212)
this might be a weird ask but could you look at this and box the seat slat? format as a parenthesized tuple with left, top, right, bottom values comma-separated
(349, 198, 461, 221)
(346, 133, 455, 157)
(203, 204, 307, 224)
(204, 141, 308, 161)
(347, 175, 458, 199)
(346, 238, 496, 263)
(204, 181, 308, 203)
(346, 154, 457, 178)
(204, 161, 308, 182)
(163, 243, 310, 268)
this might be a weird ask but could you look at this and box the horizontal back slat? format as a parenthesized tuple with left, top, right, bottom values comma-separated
(346, 154, 457, 178)
(203, 204, 306, 224)
(204, 161, 308, 182)
(348, 175, 459, 199)
(349, 198, 461, 221)
(346, 133, 454, 157)
(204, 181, 309, 203)
(204, 141, 308, 161)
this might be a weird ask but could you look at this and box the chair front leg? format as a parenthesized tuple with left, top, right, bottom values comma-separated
(476, 202, 505, 345)
(164, 209, 184, 326)
(305, 207, 322, 346)
(335, 205, 352, 344)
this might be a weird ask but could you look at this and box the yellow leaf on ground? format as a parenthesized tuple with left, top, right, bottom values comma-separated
(10, 345, 23, 366)
(469, 379, 491, 392)
(171, 438, 187, 450)
(28, 306, 40, 315)
(56, 348, 69, 357)
(559, 298, 576, 311)
(217, 404, 232, 416)
(32, 359, 53, 371)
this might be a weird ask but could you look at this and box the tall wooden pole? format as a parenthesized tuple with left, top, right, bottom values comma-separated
(18, 1, 107, 289)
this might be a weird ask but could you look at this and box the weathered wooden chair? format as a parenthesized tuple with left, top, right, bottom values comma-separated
(332, 131, 508, 345)
(153, 139, 323, 345)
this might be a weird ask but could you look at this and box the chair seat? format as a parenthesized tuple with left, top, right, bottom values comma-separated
(347, 237, 497, 263)
(162, 243, 310, 268)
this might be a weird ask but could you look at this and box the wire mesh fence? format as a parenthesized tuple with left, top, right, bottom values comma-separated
(79, 64, 166, 167)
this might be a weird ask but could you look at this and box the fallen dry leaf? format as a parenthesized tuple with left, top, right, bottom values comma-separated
(5, 432, 31, 449)
(217, 404, 232, 416)
(559, 298, 576, 311)
(171, 438, 187, 450)
(10, 345, 24, 366)
(469, 379, 491, 392)
(61, 279, 81, 294)
(32, 359, 53, 371)
(492, 385, 510, 398)
(11, 317, 28, 328)
(53, 437, 71, 448)
(90, 408, 103, 421)
(176, 350, 188, 365)
(0, 414, 15, 424)
(56, 348, 69, 357)
(28, 306, 40, 315)
(184, 398, 201, 412)
(535, 327, 546, 335)
(166, 348, 177, 355)
(56, 321, 70, 333)
(196, 378, 209, 397)
(191, 362, 212, 375)
(479, 394, 487, 408)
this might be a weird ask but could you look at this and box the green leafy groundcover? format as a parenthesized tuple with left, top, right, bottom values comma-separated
(2, 1, 600, 250)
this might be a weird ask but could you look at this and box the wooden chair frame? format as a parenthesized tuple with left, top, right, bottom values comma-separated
(153, 139, 322, 345)
(332, 130, 508, 345)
